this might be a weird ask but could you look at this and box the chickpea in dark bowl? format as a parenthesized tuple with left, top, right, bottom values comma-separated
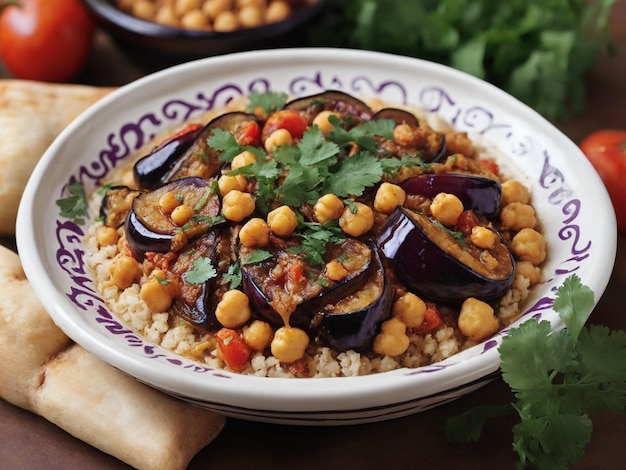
(82, 0, 325, 64)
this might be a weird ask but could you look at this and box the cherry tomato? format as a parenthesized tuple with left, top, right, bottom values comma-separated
(215, 328, 251, 372)
(579, 130, 626, 233)
(262, 109, 309, 141)
(0, 0, 94, 82)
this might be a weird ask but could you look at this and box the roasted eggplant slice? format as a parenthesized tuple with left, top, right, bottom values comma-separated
(376, 206, 515, 304)
(125, 176, 221, 259)
(284, 90, 375, 124)
(170, 231, 222, 330)
(314, 245, 392, 352)
(99, 185, 143, 229)
(165, 112, 260, 182)
(401, 173, 502, 220)
(372, 108, 420, 127)
(241, 238, 373, 329)
(133, 124, 202, 190)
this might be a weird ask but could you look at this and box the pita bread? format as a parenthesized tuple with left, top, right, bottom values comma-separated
(0, 80, 113, 236)
(0, 245, 225, 469)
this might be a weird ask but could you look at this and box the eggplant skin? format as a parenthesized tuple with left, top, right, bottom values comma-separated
(133, 125, 201, 190)
(315, 246, 393, 352)
(376, 206, 515, 304)
(402, 173, 502, 220)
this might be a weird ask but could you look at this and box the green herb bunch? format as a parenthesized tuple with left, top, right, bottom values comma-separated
(447, 274, 626, 469)
(306, 0, 616, 119)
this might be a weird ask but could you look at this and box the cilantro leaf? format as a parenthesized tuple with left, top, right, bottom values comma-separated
(223, 263, 242, 290)
(241, 249, 274, 265)
(553, 274, 594, 342)
(246, 91, 289, 116)
(56, 182, 89, 225)
(297, 126, 340, 166)
(206, 128, 242, 162)
(321, 151, 382, 198)
(184, 257, 217, 284)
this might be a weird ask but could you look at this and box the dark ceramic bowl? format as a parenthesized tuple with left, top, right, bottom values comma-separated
(82, 0, 325, 64)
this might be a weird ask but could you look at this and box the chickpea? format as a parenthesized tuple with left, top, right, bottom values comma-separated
(267, 205, 298, 237)
(96, 225, 119, 247)
(239, 217, 270, 248)
(159, 191, 181, 214)
(170, 204, 195, 226)
(264, 128, 293, 152)
(242, 320, 274, 351)
(181, 9, 210, 30)
(501, 179, 530, 206)
(215, 290, 252, 328)
(374, 182, 406, 214)
(221, 190, 255, 222)
(238, 5, 264, 27)
(175, 0, 200, 15)
(131, 0, 157, 21)
(458, 297, 499, 342)
(203, 0, 232, 19)
(392, 292, 426, 328)
(325, 259, 348, 282)
(510, 228, 546, 265)
(155, 5, 179, 27)
(392, 123, 418, 147)
(312, 110, 340, 134)
(373, 317, 410, 356)
(140, 275, 175, 312)
(314, 193, 344, 224)
(339, 202, 374, 237)
(516, 260, 542, 285)
(500, 202, 537, 231)
(213, 10, 239, 31)
(109, 255, 141, 289)
(271, 326, 309, 363)
(470, 226, 497, 249)
(431, 192, 464, 227)
(218, 173, 247, 196)
(265, 0, 291, 23)
(237, 0, 265, 7)
(230, 150, 257, 169)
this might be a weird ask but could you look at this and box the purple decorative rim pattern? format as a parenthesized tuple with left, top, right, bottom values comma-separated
(54, 69, 590, 382)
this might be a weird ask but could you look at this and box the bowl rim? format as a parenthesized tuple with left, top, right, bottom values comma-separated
(15, 47, 617, 419)
(82, 0, 326, 39)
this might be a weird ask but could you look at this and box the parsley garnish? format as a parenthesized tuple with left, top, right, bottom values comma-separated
(56, 182, 89, 225)
(433, 220, 466, 246)
(184, 257, 217, 284)
(446, 274, 626, 470)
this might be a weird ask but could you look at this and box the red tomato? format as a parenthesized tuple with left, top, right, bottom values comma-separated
(579, 130, 626, 233)
(413, 303, 442, 334)
(237, 121, 262, 147)
(0, 0, 95, 82)
(262, 109, 309, 141)
(215, 328, 251, 372)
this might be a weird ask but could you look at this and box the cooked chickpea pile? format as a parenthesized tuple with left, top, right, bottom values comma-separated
(115, 0, 308, 32)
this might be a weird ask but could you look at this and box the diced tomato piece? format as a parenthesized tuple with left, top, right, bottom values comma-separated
(237, 121, 262, 147)
(455, 210, 480, 237)
(165, 123, 202, 143)
(413, 303, 442, 334)
(288, 261, 305, 285)
(262, 109, 308, 141)
(479, 158, 500, 176)
(215, 328, 251, 372)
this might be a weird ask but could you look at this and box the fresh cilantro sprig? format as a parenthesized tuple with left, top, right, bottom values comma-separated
(184, 257, 217, 284)
(286, 221, 345, 266)
(246, 91, 289, 117)
(446, 274, 626, 470)
(56, 181, 89, 225)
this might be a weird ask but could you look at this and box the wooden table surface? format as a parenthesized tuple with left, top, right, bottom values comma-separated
(1, 3, 625, 469)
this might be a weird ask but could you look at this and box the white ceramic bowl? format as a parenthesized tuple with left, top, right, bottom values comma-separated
(16, 48, 617, 425)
